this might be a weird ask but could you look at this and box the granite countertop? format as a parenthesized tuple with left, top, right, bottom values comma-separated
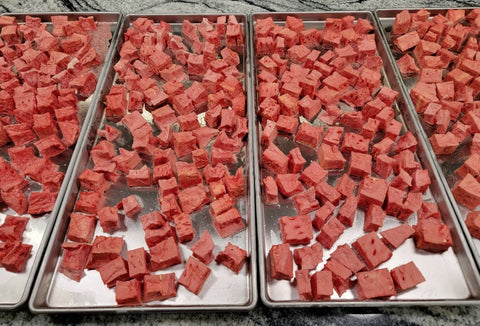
(1, 0, 480, 325)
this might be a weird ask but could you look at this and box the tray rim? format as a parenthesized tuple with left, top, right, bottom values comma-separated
(29, 12, 258, 313)
(250, 10, 480, 308)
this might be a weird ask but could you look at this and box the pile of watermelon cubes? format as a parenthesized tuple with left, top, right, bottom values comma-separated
(0, 15, 103, 273)
(256, 15, 452, 301)
(58, 16, 249, 306)
(392, 8, 480, 241)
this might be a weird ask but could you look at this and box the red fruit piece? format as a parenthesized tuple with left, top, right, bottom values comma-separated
(330, 244, 366, 273)
(363, 204, 386, 232)
(295, 269, 313, 301)
(172, 132, 197, 158)
(215, 242, 247, 273)
(59, 242, 91, 282)
(348, 152, 371, 177)
(74, 191, 104, 214)
(178, 257, 211, 295)
(66, 213, 96, 243)
(311, 270, 333, 300)
(262, 143, 289, 175)
(324, 258, 354, 296)
(127, 247, 149, 280)
(276, 174, 303, 198)
(0, 158, 28, 192)
(452, 174, 480, 210)
(224, 167, 245, 198)
(358, 176, 388, 208)
(1, 242, 32, 273)
(0, 215, 28, 242)
(315, 180, 341, 206)
(316, 217, 345, 249)
(121, 195, 142, 218)
(178, 184, 209, 214)
(140, 211, 166, 230)
(98, 256, 129, 288)
(300, 161, 328, 188)
(115, 279, 142, 306)
(466, 211, 480, 239)
(126, 165, 151, 187)
(356, 268, 396, 300)
(335, 174, 356, 199)
(143, 273, 177, 302)
(176, 162, 203, 189)
(28, 191, 57, 215)
(98, 206, 121, 233)
(294, 123, 323, 148)
(270, 243, 293, 280)
(352, 232, 392, 270)
(391, 261, 425, 291)
(280, 215, 313, 245)
(312, 201, 336, 230)
(213, 207, 245, 238)
(144, 224, 176, 248)
(293, 242, 323, 270)
(318, 144, 346, 170)
(293, 187, 320, 215)
(191, 230, 215, 265)
(414, 220, 453, 253)
(337, 195, 358, 227)
(173, 213, 195, 243)
(150, 236, 182, 271)
(263, 176, 278, 204)
(85, 236, 124, 270)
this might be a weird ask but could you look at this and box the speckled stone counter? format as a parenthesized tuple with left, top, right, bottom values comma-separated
(1, 0, 480, 324)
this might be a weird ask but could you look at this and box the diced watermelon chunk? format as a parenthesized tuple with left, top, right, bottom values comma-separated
(178, 257, 211, 295)
(115, 279, 142, 306)
(452, 173, 480, 210)
(150, 236, 182, 271)
(270, 243, 293, 280)
(330, 244, 366, 273)
(293, 242, 323, 270)
(59, 242, 91, 282)
(356, 268, 396, 300)
(0, 216, 28, 242)
(215, 242, 247, 274)
(143, 273, 177, 302)
(295, 269, 313, 301)
(67, 213, 96, 243)
(28, 191, 57, 215)
(352, 232, 392, 270)
(280, 214, 313, 245)
(414, 220, 453, 252)
(311, 270, 333, 300)
(391, 261, 425, 291)
(324, 258, 354, 296)
(316, 217, 345, 249)
(85, 236, 124, 270)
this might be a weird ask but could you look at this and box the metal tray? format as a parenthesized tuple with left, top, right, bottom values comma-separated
(251, 11, 480, 307)
(0, 12, 121, 310)
(376, 7, 480, 275)
(30, 13, 257, 313)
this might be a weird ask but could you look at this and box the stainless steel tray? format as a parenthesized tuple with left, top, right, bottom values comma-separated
(30, 13, 257, 313)
(0, 12, 121, 310)
(376, 7, 480, 275)
(251, 11, 480, 307)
